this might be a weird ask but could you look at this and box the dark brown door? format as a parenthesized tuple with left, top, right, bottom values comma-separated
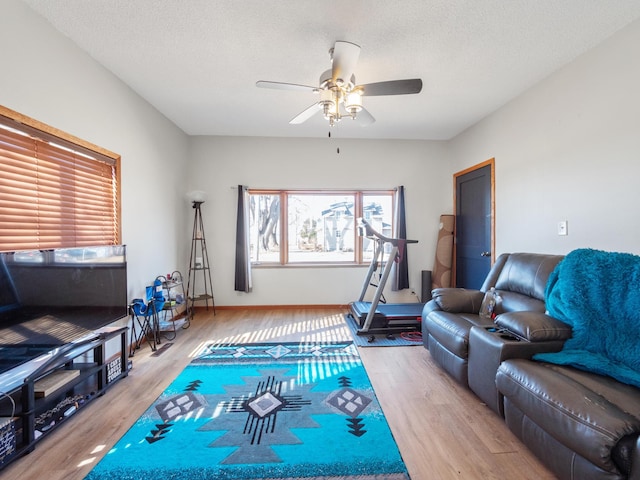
(454, 159, 494, 288)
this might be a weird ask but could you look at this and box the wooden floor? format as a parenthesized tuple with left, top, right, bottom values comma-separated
(2, 308, 556, 480)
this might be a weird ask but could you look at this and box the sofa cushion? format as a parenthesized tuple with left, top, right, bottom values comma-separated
(495, 290, 546, 313)
(493, 253, 564, 302)
(497, 358, 640, 475)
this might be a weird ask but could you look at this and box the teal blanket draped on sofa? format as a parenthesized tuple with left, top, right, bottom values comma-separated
(534, 248, 640, 388)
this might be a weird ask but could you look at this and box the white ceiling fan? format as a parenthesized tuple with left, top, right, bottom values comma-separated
(256, 41, 423, 127)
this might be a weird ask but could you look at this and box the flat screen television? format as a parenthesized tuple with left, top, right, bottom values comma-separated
(0, 245, 128, 348)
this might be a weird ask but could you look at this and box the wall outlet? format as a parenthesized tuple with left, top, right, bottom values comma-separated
(557, 220, 568, 236)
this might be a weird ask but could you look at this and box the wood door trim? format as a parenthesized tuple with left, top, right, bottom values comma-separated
(452, 158, 496, 286)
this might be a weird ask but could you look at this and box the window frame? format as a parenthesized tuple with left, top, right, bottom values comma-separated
(0, 105, 121, 252)
(249, 188, 395, 267)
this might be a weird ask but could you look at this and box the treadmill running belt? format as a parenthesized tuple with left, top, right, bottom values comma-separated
(350, 301, 423, 321)
(349, 301, 423, 337)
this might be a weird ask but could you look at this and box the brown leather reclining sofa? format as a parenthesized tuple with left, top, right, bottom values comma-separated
(422, 252, 640, 480)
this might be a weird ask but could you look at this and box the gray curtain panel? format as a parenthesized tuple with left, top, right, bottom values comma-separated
(234, 185, 252, 292)
(392, 185, 410, 291)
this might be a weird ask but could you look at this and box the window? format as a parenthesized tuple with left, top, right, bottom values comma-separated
(249, 190, 394, 265)
(0, 108, 121, 252)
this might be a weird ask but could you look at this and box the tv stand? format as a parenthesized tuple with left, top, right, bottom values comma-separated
(0, 326, 129, 469)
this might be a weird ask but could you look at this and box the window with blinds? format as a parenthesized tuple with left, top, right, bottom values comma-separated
(0, 112, 120, 252)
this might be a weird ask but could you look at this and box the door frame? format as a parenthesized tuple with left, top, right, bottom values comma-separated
(452, 158, 496, 286)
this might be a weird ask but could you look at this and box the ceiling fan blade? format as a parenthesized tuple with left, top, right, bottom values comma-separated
(289, 103, 321, 124)
(356, 106, 375, 126)
(331, 41, 360, 86)
(358, 79, 423, 96)
(338, 103, 375, 126)
(256, 80, 316, 92)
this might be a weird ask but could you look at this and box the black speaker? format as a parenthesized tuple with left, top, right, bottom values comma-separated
(421, 270, 432, 302)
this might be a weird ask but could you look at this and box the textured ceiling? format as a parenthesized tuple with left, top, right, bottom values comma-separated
(20, 0, 640, 140)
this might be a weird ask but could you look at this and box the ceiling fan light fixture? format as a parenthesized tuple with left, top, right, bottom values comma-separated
(345, 90, 363, 117)
(319, 88, 334, 105)
(320, 89, 336, 121)
(323, 96, 339, 124)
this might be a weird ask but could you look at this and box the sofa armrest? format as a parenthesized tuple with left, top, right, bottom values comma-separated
(421, 299, 440, 317)
(431, 288, 484, 313)
(627, 436, 640, 480)
(468, 325, 567, 416)
(495, 311, 572, 342)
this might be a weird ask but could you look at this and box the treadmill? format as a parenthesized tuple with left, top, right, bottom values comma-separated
(348, 219, 423, 335)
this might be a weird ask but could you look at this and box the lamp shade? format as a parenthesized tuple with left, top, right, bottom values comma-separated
(186, 190, 207, 203)
(345, 91, 363, 112)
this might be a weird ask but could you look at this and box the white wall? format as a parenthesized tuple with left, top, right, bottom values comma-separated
(450, 19, 640, 257)
(7, 0, 638, 308)
(187, 136, 453, 306)
(0, 0, 190, 300)
(1, 0, 454, 308)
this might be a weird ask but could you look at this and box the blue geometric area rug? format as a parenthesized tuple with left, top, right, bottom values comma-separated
(85, 342, 410, 480)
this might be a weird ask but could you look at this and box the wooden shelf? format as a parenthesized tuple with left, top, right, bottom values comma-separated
(0, 326, 129, 471)
(190, 294, 213, 301)
(34, 370, 80, 398)
(187, 202, 216, 315)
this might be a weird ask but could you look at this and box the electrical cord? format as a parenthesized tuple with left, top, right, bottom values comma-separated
(0, 391, 16, 418)
(400, 331, 423, 342)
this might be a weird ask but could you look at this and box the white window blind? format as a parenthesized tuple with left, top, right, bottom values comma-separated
(0, 115, 119, 252)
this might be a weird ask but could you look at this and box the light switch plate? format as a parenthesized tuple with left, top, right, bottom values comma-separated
(557, 220, 568, 236)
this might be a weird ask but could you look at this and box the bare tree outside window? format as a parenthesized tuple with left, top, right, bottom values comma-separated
(250, 194, 280, 263)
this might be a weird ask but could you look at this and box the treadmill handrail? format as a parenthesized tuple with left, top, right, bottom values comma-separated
(359, 218, 418, 247)
(355, 218, 421, 334)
